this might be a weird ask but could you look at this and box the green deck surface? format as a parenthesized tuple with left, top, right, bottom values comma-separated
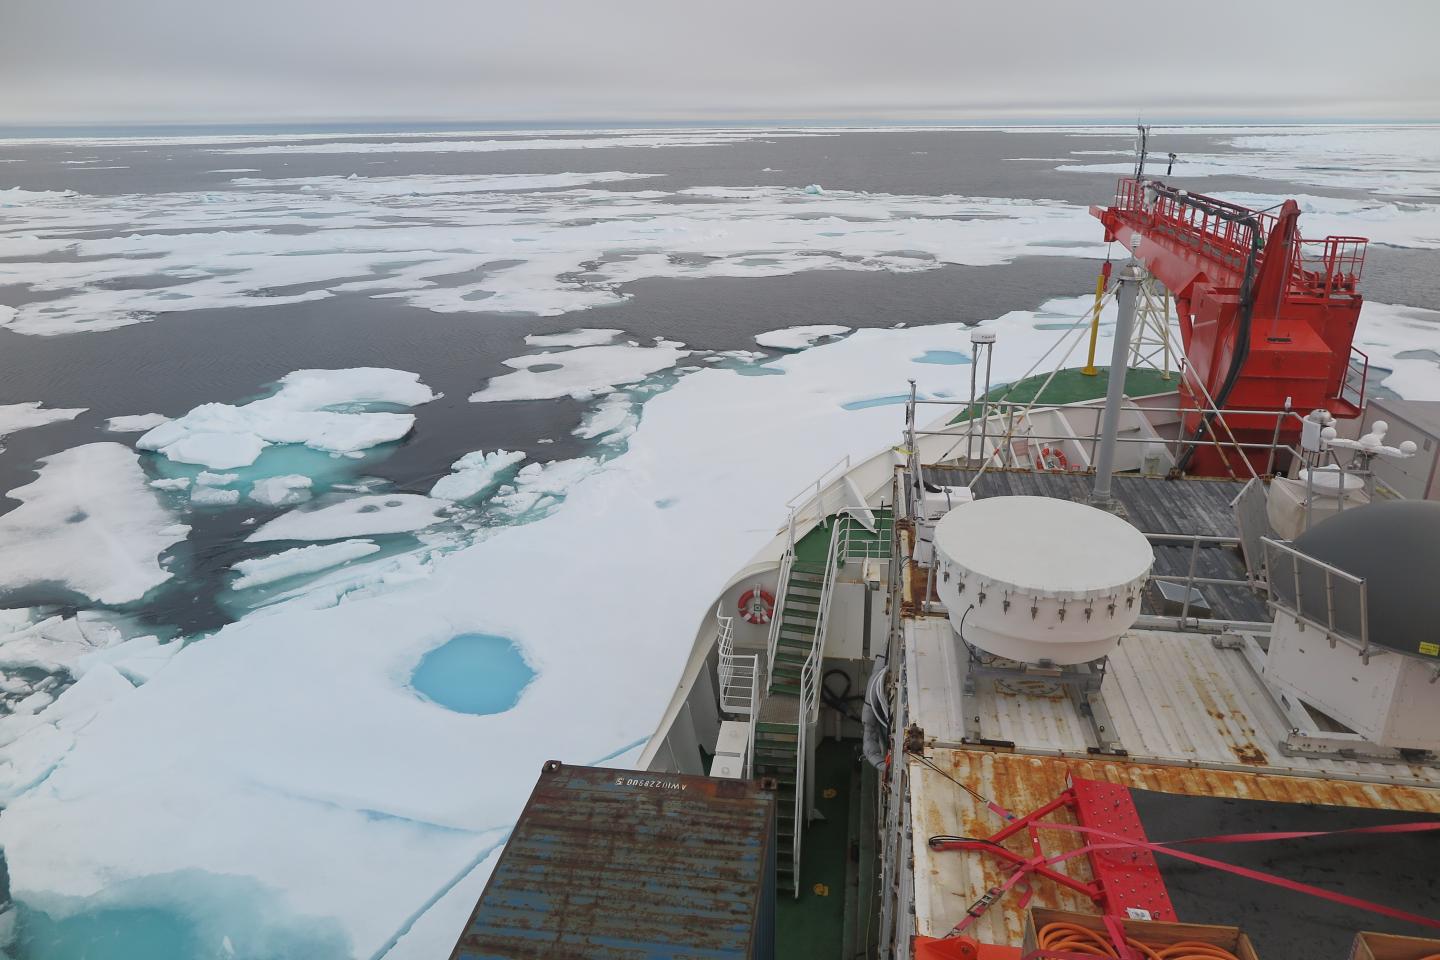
(777, 738, 857, 960)
(793, 509, 895, 565)
(950, 365, 1175, 423)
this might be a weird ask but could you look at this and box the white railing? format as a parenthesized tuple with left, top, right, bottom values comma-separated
(716, 606, 758, 717)
(784, 455, 852, 550)
(765, 550, 795, 678)
(790, 520, 844, 896)
(1262, 537, 1374, 657)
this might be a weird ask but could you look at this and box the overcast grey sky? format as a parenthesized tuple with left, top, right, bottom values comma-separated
(2, 0, 1438, 126)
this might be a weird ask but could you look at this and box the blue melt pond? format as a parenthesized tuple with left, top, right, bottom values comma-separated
(842, 394, 911, 410)
(913, 350, 971, 365)
(411, 634, 535, 715)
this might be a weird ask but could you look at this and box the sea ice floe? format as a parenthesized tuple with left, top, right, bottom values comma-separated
(190, 486, 241, 507)
(0, 401, 86, 450)
(246, 494, 449, 542)
(522, 327, 624, 348)
(0, 443, 189, 604)
(249, 474, 314, 507)
(231, 171, 660, 196)
(573, 394, 638, 444)
(138, 367, 435, 469)
(470, 341, 689, 402)
(1212, 192, 1440, 250)
(0, 610, 124, 675)
(0, 176, 1105, 334)
(1052, 126, 1440, 198)
(490, 458, 600, 519)
(430, 450, 526, 502)
(1352, 300, 1440, 399)
(195, 470, 239, 486)
(104, 412, 170, 433)
(754, 324, 852, 350)
(211, 131, 827, 155)
(231, 540, 382, 590)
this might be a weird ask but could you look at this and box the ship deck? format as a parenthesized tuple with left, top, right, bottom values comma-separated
(920, 467, 1267, 622)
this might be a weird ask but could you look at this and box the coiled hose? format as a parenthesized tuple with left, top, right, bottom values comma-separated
(1037, 922, 1243, 960)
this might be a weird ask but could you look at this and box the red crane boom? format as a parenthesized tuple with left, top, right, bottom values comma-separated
(1092, 178, 1369, 476)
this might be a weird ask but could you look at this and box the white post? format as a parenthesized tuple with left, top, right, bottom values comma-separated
(1091, 257, 1143, 508)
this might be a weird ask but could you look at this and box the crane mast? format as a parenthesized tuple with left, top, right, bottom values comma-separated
(1092, 177, 1369, 476)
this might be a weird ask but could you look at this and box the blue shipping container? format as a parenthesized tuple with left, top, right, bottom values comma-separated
(450, 760, 776, 960)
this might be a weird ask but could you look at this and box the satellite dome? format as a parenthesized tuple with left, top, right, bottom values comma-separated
(933, 496, 1153, 664)
(1283, 500, 1440, 660)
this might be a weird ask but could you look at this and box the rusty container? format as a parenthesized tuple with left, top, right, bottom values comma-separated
(450, 760, 776, 959)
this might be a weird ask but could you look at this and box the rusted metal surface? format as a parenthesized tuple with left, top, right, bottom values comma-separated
(451, 761, 775, 960)
(908, 750, 1440, 947)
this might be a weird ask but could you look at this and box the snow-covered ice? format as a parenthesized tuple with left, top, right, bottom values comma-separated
(430, 450, 526, 502)
(470, 341, 689, 402)
(522, 328, 623, 348)
(104, 412, 170, 433)
(250, 474, 314, 507)
(1212, 192, 1440, 250)
(0, 177, 1105, 334)
(0, 401, 85, 450)
(246, 494, 449, 542)
(754, 324, 852, 350)
(138, 368, 435, 469)
(190, 486, 241, 507)
(231, 540, 382, 590)
(0, 443, 189, 604)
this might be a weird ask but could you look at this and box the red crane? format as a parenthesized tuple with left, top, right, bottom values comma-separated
(1092, 178, 1369, 476)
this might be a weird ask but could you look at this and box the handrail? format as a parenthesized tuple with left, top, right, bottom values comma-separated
(765, 550, 795, 678)
(716, 604, 758, 718)
(791, 518, 845, 897)
(1262, 537, 1376, 659)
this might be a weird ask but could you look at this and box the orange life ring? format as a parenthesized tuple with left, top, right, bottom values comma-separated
(1039, 446, 1070, 471)
(738, 587, 775, 625)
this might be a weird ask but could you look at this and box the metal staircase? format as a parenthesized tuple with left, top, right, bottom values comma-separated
(757, 518, 846, 896)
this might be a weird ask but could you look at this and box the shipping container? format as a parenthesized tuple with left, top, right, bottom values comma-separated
(450, 760, 776, 960)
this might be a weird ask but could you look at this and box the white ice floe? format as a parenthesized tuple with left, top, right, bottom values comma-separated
(190, 486, 240, 507)
(0, 177, 1106, 334)
(148, 477, 191, 491)
(195, 471, 239, 486)
(0, 443, 188, 604)
(573, 394, 638, 444)
(250, 474, 314, 507)
(0, 611, 123, 674)
(1053, 126, 1440, 199)
(522, 328, 624, 348)
(0, 401, 86, 450)
(754, 324, 852, 350)
(212, 131, 826, 155)
(429, 450, 526, 502)
(490, 458, 601, 518)
(231, 540, 382, 590)
(470, 341, 689, 402)
(104, 412, 170, 433)
(231, 171, 660, 196)
(1211, 192, 1440, 250)
(138, 368, 435, 469)
(1351, 300, 1440, 399)
(246, 494, 449, 542)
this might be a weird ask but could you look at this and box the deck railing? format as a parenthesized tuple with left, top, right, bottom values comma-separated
(1262, 537, 1374, 658)
(716, 605, 758, 718)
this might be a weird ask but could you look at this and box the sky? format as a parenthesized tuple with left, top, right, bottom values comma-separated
(2, 0, 1438, 127)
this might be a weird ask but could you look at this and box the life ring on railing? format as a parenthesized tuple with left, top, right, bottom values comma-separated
(738, 587, 775, 625)
(1039, 446, 1069, 471)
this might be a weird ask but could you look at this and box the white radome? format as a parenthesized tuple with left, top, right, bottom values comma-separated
(933, 496, 1153, 664)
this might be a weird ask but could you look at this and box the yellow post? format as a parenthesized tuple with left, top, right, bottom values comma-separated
(1081, 269, 1107, 376)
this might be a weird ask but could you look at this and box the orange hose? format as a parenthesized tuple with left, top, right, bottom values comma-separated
(1037, 923, 1243, 960)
